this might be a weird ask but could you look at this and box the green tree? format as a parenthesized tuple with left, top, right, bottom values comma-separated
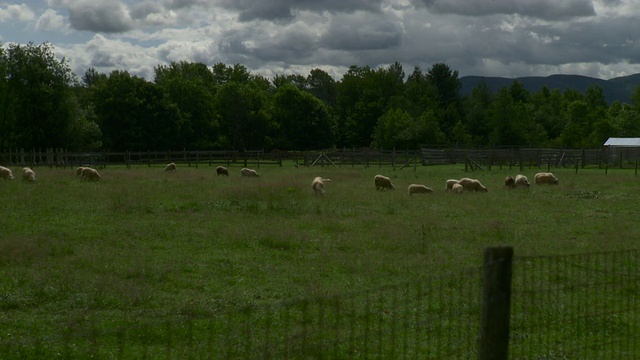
(531, 86, 564, 144)
(306, 68, 337, 107)
(211, 63, 252, 85)
(487, 87, 529, 146)
(464, 81, 493, 147)
(612, 104, 640, 137)
(154, 61, 218, 149)
(2, 42, 76, 150)
(272, 74, 307, 90)
(0, 47, 11, 150)
(372, 108, 412, 149)
(559, 100, 590, 148)
(405, 66, 440, 118)
(335, 63, 406, 147)
(214, 81, 272, 150)
(272, 83, 333, 150)
(427, 63, 462, 137)
(93, 70, 181, 151)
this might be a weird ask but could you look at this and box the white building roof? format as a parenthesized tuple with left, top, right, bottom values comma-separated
(603, 138, 640, 147)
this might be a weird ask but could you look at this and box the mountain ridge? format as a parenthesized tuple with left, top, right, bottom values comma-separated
(459, 73, 640, 104)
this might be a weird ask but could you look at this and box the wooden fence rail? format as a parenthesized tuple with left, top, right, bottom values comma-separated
(1, 147, 638, 170)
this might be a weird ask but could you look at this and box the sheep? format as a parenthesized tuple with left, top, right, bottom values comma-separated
(534, 172, 559, 185)
(452, 183, 464, 193)
(312, 176, 331, 195)
(374, 174, 395, 191)
(164, 162, 176, 172)
(216, 166, 229, 176)
(81, 167, 101, 181)
(445, 179, 459, 192)
(21, 167, 36, 182)
(75, 166, 86, 176)
(0, 166, 15, 180)
(408, 184, 433, 196)
(515, 174, 530, 188)
(240, 167, 260, 177)
(457, 177, 488, 192)
(504, 176, 516, 189)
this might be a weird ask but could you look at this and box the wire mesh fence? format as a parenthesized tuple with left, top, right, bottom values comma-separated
(1, 249, 638, 359)
(510, 249, 640, 359)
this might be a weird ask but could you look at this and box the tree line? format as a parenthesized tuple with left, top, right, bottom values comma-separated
(2, 42, 640, 152)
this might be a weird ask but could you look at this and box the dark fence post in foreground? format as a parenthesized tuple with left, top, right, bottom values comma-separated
(479, 246, 513, 360)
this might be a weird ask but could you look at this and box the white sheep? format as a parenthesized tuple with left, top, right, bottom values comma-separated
(240, 167, 260, 177)
(408, 184, 433, 196)
(312, 176, 331, 195)
(75, 166, 86, 176)
(374, 174, 395, 191)
(164, 162, 176, 172)
(515, 174, 530, 188)
(21, 167, 36, 182)
(452, 183, 464, 193)
(535, 172, 559, 185)
(0, 166, 15, 180)
(457, 177, 488, 192)
(445, 179, 459, 192)
(81, 167, 101, 181)
(216, 166, 229, 176)
(504, 176, 516, 189)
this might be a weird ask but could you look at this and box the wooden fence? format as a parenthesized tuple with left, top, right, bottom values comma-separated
(2, 147, 640, 170)
(420, 147, 640, 170)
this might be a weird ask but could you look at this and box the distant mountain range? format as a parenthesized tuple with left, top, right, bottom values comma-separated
(459, 73, 640, 104)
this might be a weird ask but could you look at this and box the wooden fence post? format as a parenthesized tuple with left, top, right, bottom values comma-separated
(479, 246, 513, 360)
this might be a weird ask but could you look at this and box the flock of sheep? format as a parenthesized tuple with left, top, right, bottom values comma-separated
(0, 163, 242, 183)
(1, 162, 560, 198)
(0, 166, 36, 182)
(312, 171, 559, 197)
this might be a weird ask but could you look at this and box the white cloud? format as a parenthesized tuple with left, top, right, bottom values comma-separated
(0, 3, 36, 22)
(7, 0, 640, 82)
(36, 9, 66, 32)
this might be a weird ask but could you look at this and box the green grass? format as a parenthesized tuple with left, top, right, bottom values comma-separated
(0, 163, 639, 358)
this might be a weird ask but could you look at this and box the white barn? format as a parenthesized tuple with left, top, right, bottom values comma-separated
(603, 138, 640, 147)
(603, 138, 640, 165)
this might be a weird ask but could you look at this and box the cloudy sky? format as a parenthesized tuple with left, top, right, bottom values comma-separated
(2, 0, 640, 82)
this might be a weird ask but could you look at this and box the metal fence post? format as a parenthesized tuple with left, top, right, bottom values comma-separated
(479, 246, 513, 360)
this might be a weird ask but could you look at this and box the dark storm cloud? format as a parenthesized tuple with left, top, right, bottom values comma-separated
(130, 2, 164, 20)
(218, 0, 383, 22)
(237, 2, 293, 22)
(415, 0, 596, 20)
(320, 17, 404, 51)
(66, 2, 133, 33)
(164, 0, 208, 10)
(218, 23, 318, 63)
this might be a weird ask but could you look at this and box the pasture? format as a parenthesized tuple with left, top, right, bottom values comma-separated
(0, 163, 638, 357)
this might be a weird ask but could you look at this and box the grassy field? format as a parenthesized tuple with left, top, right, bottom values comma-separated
(1, 163, 638, 358)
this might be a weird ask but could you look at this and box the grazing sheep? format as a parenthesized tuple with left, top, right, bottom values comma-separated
(374, 174, 395, 191)
(408, 184, 433, 196)
(452, 183, 464, 193)
(515, 174, 530, 188)
(75, 166, 86, 176)
(0, 166, 15, 180)
(534, 172, 559, 185)
(312, 176, 331, 195)
(81, 167, 101, 181)
(21, 167, 36, 182)
(240, 168, 260, 177)
(164, 162, 176, 172)
(216, 166, 229, 176)
(457, 177, 488, 192)
(504, 176, 516, 189)
(445, 179, 459, 192)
